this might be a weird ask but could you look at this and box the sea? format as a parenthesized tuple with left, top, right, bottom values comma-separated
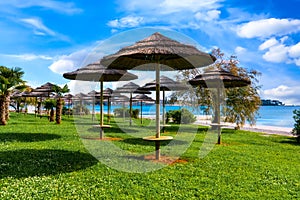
(86, 104, 300, 128)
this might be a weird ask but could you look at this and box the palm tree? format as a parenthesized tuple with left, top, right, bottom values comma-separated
(43, 99, 56, 122)
(53, 84, 70, 124)
(0, 66, 25, 125)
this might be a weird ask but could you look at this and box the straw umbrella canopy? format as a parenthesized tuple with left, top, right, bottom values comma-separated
(63, 61, 138, 139)
(132, 94, 155, 124)
(114, 82, 151, 126)
(189, 68, 251, 144)
(33, 82, 55, 95)
(140, 75, 188, 126)
(22, 91, 52, 117)
(101, 32, 215, 160)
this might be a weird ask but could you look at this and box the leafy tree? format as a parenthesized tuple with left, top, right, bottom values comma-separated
(43, 99, 56, 122)
(0, 66, 25, 125)
(52, 84, 70, 124)
(292, 109, 300, 143)
(175, 48, 261, 129)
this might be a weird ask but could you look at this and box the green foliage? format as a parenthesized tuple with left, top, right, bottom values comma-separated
(73, 105, 90, 115)
(292, 109, 300, 143)
(114, 108, 139, 118)
(0, 66, 25, 95)
(131, 109, 139, 119)
(43, 99, 56, 110)
(166, 108, 196, 124)
(114, 107, 130, 117)
(62, 106, 72, 115)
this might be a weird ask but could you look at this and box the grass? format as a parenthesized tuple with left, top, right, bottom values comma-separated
(0, 113, 299, 199)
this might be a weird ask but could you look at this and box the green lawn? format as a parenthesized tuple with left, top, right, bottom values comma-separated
(0, 113, 299, 199)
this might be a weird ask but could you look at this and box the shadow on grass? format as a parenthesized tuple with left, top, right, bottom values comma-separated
(122, 138, 188, 146)
(0, 149, 98, 178)
(279, 137, 300, 146)
(0, 133, 61, 142)
(88, 126, 137, 134)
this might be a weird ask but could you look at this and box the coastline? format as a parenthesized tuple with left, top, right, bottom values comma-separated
(194, 115, 294, 136)
(145, 115, 294, 137)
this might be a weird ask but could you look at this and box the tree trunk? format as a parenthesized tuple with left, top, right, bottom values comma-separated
(0, 95, 7, 125)
(49, 108, 55, 122)
(56, 98, 62, 124)
(5, 94, 10, 121)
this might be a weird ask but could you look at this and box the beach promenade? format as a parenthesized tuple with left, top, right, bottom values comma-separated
(194, 116, 294, 136)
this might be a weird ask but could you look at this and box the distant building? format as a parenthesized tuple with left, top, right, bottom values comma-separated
(261, 99, 284, 106)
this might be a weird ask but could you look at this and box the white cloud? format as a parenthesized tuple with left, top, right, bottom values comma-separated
(237, 18, 300, 39)
(259, 38, 279, 51)
(0, 0, 82, 15)
(262, 43, 289, 63)
(110, 0, 223, 30)
(0, 53, 52, 61)
(289, 42, 300, 58)
(159, 0, 222, 13)
(194, 10, 221, 21)
(49, 50, 90, 75)
(20, 18, 56, 36)
(235, 46, 246, 54)
(258, 37, 300, 66)
(262, 85, 300, 105)
(118, 0, 222, 14)
(107, 16, 144, 28)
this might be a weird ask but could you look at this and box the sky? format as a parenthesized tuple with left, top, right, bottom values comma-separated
(1, 0, 300, 105)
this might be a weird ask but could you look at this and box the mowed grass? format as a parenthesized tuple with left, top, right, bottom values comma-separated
(0, 113, 299, 199)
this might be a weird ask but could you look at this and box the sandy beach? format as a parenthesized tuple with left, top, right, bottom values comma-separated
(145, 115, 294, 137)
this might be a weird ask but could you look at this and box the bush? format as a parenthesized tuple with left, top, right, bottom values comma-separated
(292, 109, 300, 143)
(62, 106, 72, 115)
(73, 105, 90, 115)
(166, 108, 196, 124)
(114, 108, 139, 119)
(114, 108, 130, 117)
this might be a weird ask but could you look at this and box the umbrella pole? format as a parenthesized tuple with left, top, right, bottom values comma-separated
(92, 95, 95, 121)
(100, 81, 104, 139)
(140, 100, 143, 124)
(35, 97, 37, 118)
(155, 63, 161, 160)
(163, 90, 165, 125)
(129, 93, 132, 126)
(156, 63, 161, 138)
(217, 87, 221, 144)
(107, 97, 111, 123)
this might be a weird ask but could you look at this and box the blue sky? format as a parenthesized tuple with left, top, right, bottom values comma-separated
(1, 0, 300, 105)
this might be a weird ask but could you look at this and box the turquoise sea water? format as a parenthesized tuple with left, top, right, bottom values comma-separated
(86, 104, 300, 128)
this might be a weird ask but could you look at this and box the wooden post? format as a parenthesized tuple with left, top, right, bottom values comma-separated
(156, 64, 160, 138)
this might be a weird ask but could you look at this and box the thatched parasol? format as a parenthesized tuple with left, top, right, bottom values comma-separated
(189, 68, 251, 144)
(33, 82, 55, 94)
(101, 32, 215, 160)
(23, 91, 53, 117)
(63, 60, 138, 139)
(114, 82, 151, 126)
(132, 94, 154, 124)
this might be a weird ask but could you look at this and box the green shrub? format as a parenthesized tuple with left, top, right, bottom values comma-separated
(114, 108, 130, 117)
(131, 109, 139, 119)
(62, 106, 72, 115)
(166, 108, 196, 124)
(292, 109, 300, 143)
(73, 105, 90, 115)
(114, 108, 139, 119)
